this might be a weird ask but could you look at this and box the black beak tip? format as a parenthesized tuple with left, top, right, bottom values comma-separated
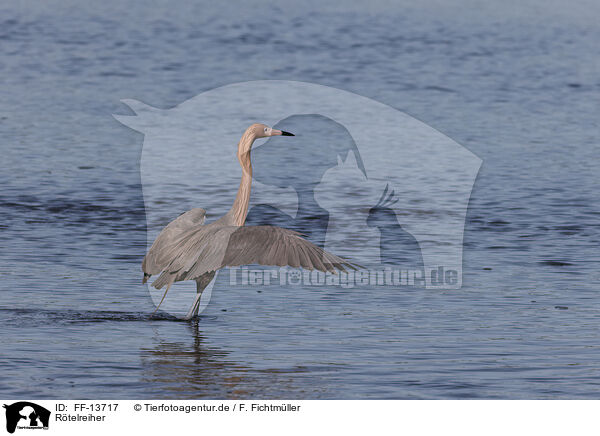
(281, 131, 295, 136)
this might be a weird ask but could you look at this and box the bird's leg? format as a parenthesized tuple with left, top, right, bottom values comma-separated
(184, 289, 203, 321)
(192, 291, 202, 317)
(184, 272, 216, 321)
(152, 283, 171, 316)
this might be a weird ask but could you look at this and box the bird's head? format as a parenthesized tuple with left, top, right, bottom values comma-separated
(252, 123, 295, 139)
(238, 123, 295, 156)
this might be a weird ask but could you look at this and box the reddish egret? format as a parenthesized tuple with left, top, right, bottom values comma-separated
(142, 123, 357, 319)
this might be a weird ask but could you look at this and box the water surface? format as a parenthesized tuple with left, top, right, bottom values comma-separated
(1, 0, 599, 398)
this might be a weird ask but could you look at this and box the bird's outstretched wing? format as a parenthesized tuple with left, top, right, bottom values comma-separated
(142, 208, 206, 282)
(149, 225, 358, 290)
(222, 226, 357, 272)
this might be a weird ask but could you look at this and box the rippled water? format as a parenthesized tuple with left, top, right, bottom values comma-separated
(1, 0, 599, 399)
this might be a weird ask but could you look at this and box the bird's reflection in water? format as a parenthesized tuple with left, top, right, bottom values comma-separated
(140, 320, 313, 399)
(140, 320, 251, 398)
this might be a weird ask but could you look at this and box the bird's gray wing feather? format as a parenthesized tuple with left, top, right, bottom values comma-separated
(149, 225, 358, 290)
(150, 224, 235, 289)
(222, 226, 357, 273)
(142, 208, 206, 276)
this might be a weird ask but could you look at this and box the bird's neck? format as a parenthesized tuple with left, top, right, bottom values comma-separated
(229, 132, 255, 226)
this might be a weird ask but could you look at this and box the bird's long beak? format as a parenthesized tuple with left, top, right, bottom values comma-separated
(272, 129, 295, 136)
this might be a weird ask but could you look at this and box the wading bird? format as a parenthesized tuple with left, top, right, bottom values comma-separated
(142, 123, 357, 320)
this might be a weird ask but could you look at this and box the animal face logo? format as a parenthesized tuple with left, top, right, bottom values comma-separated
(115, 80, 481, 317)
(3, 402, 50, 434)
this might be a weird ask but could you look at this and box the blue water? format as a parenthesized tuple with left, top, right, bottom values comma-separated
(1, 0, 599, 399)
